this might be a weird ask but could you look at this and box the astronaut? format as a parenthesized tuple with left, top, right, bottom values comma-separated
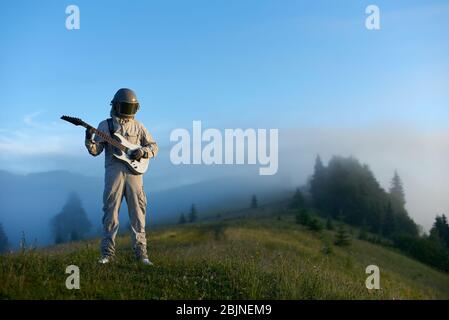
(85, 88, 158, 265)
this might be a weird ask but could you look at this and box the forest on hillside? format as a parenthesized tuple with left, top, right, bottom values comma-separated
(290, 155, 449, 272)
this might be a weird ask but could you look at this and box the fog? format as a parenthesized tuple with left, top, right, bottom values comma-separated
(1, 123, 448, 248)
(279, 124, 449, 231)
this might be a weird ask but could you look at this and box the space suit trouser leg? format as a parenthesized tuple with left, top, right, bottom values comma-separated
(101, 168, 125, 258)
(124, 173, 148, 259)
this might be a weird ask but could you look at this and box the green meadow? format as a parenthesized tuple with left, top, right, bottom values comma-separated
(1, 211, 449, 299)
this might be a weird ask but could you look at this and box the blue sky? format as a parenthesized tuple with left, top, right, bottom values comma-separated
(1, 0, 449, 228)
(1, 0, 448, 136)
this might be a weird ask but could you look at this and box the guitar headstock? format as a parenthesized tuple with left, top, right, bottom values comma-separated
(60, 115, 87, 128)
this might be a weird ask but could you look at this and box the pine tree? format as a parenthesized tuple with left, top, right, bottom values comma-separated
(296, 208, 310, 225)
(290, 188, 305, 209)
(0, 223, 9, 254)
(251, 195, 258, 209)
(188, 204, 198, 223)
(383, 201, 396, 237)
(50, 192, 91, 244)
(430, 214, 449, 249)
(178, 213, 186, 224)
(314, 155, 325, 175)
(70, 230, 80, 242)
(20, 231, 27, 252)
(310, 155, 326, 210)
(442, 215, 449, 248)
(308, 218, 323, 232)
(390, 171, 406, 208)
(335, 225, 351, 246)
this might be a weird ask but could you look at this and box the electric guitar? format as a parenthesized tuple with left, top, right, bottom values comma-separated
(61, 115, 153, 174)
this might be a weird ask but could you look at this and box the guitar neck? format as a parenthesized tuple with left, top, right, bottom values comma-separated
(86, 125, 127, 152)
(61, 116, 130, 152)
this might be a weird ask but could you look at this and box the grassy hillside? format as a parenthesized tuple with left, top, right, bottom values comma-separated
(1, 211, 449, 299)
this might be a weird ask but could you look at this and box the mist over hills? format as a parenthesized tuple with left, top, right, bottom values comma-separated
(0, 170, 286, 248)
(2, 124, 448, 239)
(2, 126, 448, 250)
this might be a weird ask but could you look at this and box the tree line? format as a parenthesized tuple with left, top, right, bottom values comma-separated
(178, 204, 198, 224)
(291, 155, 449, 272)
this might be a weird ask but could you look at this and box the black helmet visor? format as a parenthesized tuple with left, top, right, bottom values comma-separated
(118, 102, 139, 115)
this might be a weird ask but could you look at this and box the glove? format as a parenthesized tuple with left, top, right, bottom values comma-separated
(130, 148, 144, 161)
(85, 128, 95, 140)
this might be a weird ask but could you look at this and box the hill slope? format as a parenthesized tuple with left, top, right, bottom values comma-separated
(1, 212, 449, 299)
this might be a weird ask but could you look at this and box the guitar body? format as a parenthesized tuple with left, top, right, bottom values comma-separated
(60, 115, 155, 175)
(112, 133, 149, 175)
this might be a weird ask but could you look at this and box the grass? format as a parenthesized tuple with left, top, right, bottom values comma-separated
(1, 213, 449, 299)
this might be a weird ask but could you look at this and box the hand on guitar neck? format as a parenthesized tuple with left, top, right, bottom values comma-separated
(85, 127, 95, 140)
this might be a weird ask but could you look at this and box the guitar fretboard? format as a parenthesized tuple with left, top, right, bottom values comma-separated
(92, 128, 127, 152)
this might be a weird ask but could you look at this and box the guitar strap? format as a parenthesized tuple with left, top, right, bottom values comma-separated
(106, 118, 118, 152)
(107, 118, 115, 137)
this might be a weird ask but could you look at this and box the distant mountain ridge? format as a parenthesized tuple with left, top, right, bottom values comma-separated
(0, 170, 286, 248)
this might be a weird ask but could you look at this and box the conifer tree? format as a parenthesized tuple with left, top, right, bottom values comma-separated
(310, 155, 326, 210)
(50, 192, 91, 244)
(0, 223, 9, 254)
(290, 188, 305, 209)
(390, 171, 406, 208)
(251, 195, 258, 209)
(335, 225, 351, 246)
(430, 214, 449, 249)
(296, 208, 310, 226)
(308, 217, 323, 232)
(383, 201, 396, 237)
(179, 213, 186, 224)
(188, 204, 198, 223)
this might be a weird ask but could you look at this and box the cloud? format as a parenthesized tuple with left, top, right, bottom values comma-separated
(0, 111, 83, 156)
(23, 111, 44, 127)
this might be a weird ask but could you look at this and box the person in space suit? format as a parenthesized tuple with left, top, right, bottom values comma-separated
(85, 88, 158, 265)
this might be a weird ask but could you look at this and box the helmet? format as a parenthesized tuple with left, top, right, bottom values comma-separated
(111, 88, 140, 117)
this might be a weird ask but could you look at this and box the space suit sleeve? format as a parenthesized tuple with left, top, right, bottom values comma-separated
(85, 122, 105, 156)
(140, 126, 158, 158)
